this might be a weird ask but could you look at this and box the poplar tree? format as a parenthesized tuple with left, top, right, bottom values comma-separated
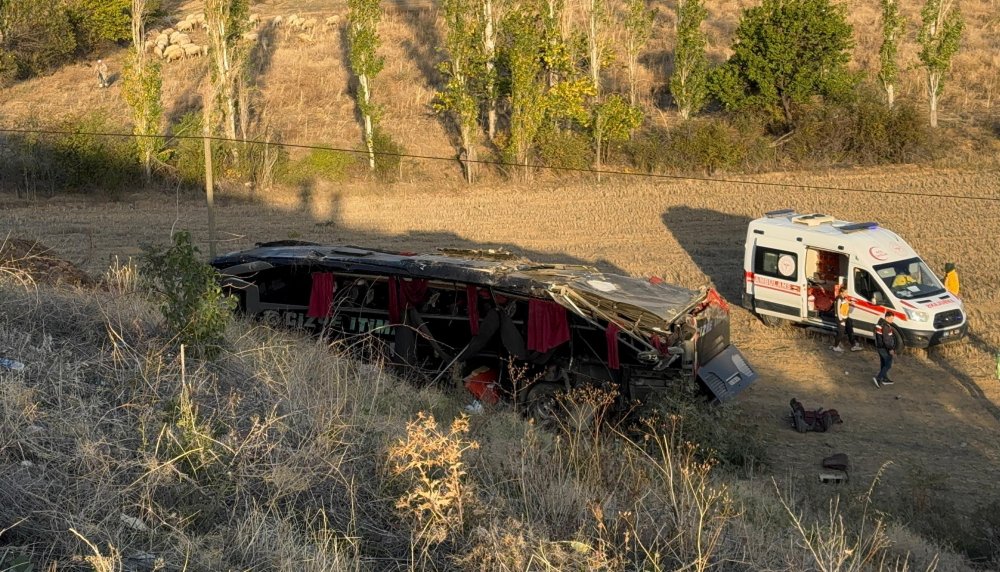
(622, 0, 654, 106)
(205, 0, 248, 144)
(877, 0, 903, 109)
(669, 0, 708, 120)
(348, 0, 384, 170)
(437, 0, 479, 182)
(480, 0, 500, 141)
(918, 0, 962, 128)
(503, 10, 546, 176)
(121, 0, 162, 183)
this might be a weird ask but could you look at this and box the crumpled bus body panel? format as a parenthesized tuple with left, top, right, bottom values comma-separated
(211, 242, 757, 404)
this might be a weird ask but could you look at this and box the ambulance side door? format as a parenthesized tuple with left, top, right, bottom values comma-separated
(849, 266, 892, 336)
(750, 243, 804, 320)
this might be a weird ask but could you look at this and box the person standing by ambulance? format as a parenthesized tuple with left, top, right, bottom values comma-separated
(943, 262, 960, 297)
(873, 311, 897, 387)
(831, 286, 862, 352)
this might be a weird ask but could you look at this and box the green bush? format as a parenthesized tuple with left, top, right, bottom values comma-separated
(52, 113, 140, 194)
(170, 112, 224, 187)
(64, 0, 131, 53)
(282, 146, 355, 185)
(141, 231, 235, 359)
(372, 128, 404, 183)
(536, 125, 592, 171)
(665, 119, 746, 173)
(0, 0, 76, 81)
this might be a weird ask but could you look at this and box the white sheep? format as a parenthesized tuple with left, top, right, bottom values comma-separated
(163, 44, 184, 62)
(240, 31, 259, 42)
(324, 15, 341, 29)
(170, 32, 190, 46)
(155, 34, 170, 48)
(296, 32, 314, 43)
(300, 18, 317, 33)
(175, 19, 194, 32)
(247, 13, 261, 26)
(200, 44, 209, 57)
(162, 27, 175, 37)
(181, 43, 203, 58)
(143, 38, 157, 52)
(154, 44, 164, 58)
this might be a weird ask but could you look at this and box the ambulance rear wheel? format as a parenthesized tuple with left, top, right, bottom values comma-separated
(758, 313, 783, 327)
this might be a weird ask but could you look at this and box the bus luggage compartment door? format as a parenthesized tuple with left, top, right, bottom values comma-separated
(697, 345, 758, 403)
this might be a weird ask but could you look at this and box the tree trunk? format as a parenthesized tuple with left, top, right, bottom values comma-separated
(483, 0, 497, 141)
(595, 127, 602, 182)
(886, 83, 895, 110)
(359, 73, 375, 169)
(588, 0, 600, 92)
(627, 45, 637, 106)
(928, 74, 939, 128)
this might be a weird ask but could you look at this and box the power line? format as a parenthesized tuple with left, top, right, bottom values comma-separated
(1, 125, 998, 203)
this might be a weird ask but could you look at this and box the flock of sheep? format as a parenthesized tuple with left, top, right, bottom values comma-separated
(140, 10, 344, 63)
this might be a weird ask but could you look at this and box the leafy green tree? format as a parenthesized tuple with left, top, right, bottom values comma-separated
(622, 0, 654, 106)
(437, 0, 480, 182)
(479, 0, 500, 141)
(670, 0, 708, 119)
(0, 0, 76, 81)
(121, 0, 162, 184)
(877, 0, 903, 109)
(348, 0, 384, 170)
(710, 0, 854, 127)
(593, 93, 642, 176)
(918, 0, 962, 128)
(141, 231, 235, 359)
(502, 10, 546, 175)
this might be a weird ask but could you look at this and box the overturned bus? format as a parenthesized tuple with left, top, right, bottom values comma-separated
(210, 242, 758, 414)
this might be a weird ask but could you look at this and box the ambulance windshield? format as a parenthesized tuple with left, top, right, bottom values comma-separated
(874, 258, 945, 299)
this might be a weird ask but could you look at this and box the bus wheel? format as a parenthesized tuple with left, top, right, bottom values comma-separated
(523, 382, 564, 427)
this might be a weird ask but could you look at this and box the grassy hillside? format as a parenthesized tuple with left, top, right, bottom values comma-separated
(0, 0, 997, 187)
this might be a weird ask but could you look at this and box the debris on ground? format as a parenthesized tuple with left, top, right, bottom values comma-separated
(0, 238, 94, 287)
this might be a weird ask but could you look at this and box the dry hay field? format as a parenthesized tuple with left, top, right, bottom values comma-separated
(3, 166, 999, 520)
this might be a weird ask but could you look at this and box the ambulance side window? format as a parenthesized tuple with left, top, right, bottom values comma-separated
(755, 247, 797, 280)
(854, 268, 893, 308)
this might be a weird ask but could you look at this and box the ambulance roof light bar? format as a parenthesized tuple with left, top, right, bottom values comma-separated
(764, 208, 796, 218)
(836, 221, 879, 233)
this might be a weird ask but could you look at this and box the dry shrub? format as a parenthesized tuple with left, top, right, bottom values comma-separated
(387, 412, 479, 546)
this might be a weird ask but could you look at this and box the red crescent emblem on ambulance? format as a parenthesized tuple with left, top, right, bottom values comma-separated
(869, 247, 888, 261)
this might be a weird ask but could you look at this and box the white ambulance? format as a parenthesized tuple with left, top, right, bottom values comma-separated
(742, 209, 967, 349)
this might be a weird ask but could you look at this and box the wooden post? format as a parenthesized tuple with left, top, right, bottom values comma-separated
(203, 132, 217, 259)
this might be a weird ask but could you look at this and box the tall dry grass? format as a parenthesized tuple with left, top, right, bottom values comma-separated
(0, 260, 982, 570)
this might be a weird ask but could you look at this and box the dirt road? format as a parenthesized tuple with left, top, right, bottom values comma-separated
(3, 167, 999, 515)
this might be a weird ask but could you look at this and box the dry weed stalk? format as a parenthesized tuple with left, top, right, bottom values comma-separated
(775, 462, 910, 572)
(388, 412, 479, 546)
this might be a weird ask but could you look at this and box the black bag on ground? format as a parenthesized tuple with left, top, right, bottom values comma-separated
(822, 453, 849, 471)
(789, 399, 844, 433)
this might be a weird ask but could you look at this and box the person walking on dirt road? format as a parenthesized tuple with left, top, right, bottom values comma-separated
(831, 287, 862, 353)
(873, 311, 897, 388)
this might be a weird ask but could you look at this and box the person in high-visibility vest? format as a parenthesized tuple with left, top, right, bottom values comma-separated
(831, 286, 862, 353)
(944, 262, 960, 297)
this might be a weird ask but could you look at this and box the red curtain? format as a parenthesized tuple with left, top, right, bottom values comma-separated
(606, 322, 621, 370)
(527, 300, 570, 353)
(387, 277, 430, 324)
(466, 285, 480, 335)
(307, 272, 337, 318)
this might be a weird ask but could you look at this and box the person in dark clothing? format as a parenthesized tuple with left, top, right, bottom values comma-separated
(873, 311, 897, 388)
